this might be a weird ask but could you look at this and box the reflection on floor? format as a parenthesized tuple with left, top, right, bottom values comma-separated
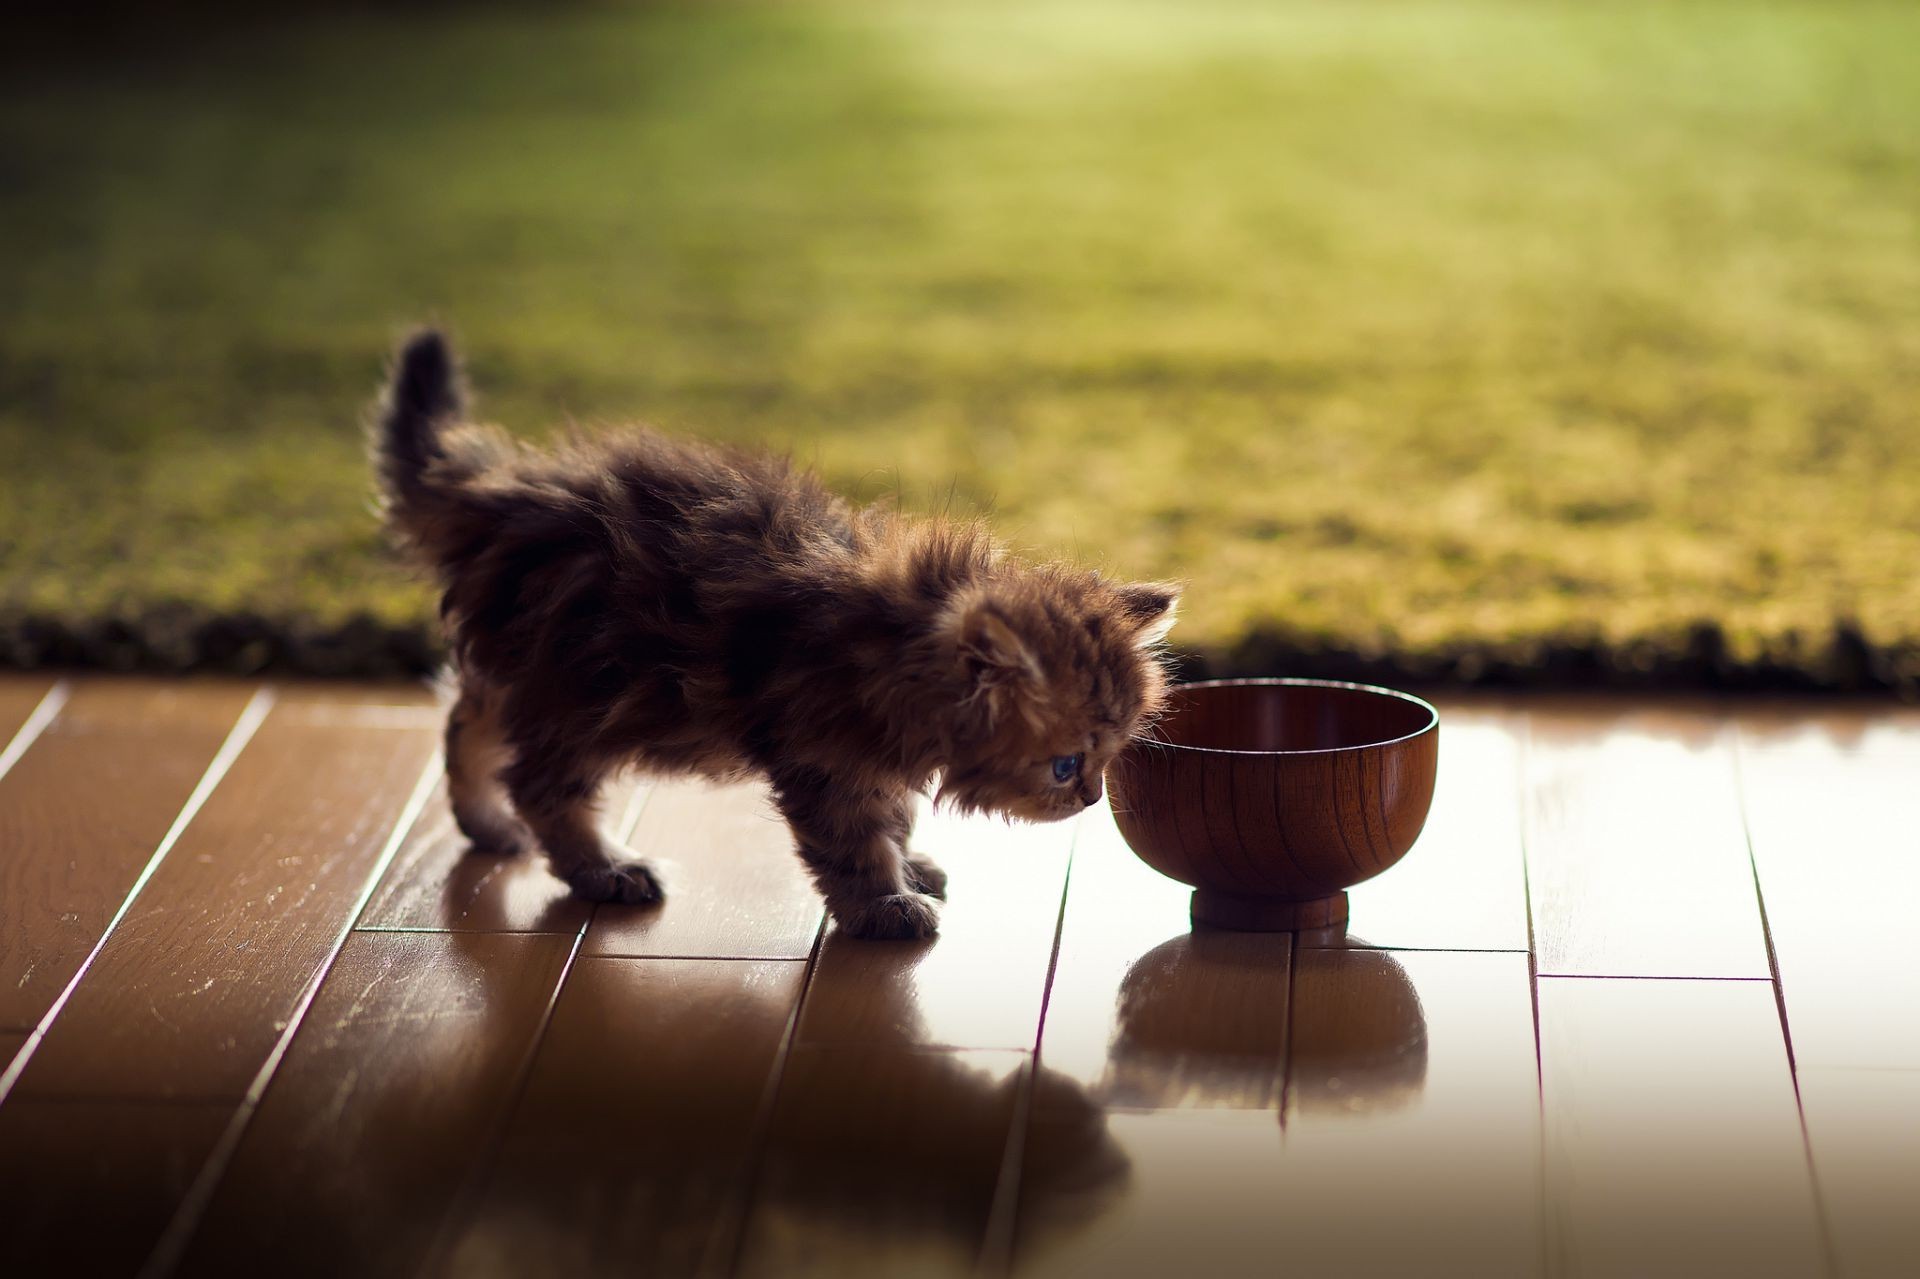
(0, 676, 1914, 1278)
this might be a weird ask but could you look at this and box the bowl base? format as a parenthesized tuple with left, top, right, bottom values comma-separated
(1191, 889, 1349, 933)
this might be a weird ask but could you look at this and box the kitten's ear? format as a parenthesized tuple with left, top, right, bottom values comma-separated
(954, 598, 1043, 692)
(1115, 580, 1181, 646)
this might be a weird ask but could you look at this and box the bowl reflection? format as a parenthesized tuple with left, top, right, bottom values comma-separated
(1111, 933, 1429, 1115)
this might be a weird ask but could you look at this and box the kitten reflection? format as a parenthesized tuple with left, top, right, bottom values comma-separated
(1108, 933, 1429, 1115)
(736, 938, 1131, 1275)
(745, 1053, 1129, 1275)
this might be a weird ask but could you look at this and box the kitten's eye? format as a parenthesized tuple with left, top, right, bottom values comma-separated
(1051, 754, 1084, 784)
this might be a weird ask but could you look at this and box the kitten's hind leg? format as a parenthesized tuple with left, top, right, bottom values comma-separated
(445, 684, 533, 855)
(771, 769, 939, 940)
(506, 756, 663, 905)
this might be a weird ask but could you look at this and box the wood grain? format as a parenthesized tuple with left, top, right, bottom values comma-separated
(585, 777, 822, 959)
(736, 1047, 1028, 1279)
(0, 1098, 231, 1276)
(14, 698, 438, 1099)
(0, 679, 255, 1030)
(1737, 715, 1920, 1069)
(1797, 1067, 1920, 1279)
(794, 801, 1076, 1049)
(1040, 799, 1290, 1109)
(358, 774, 647, 933)
(176, 931, 575, 1278)
(1525, 706, 1769, 977)
(1017, 950, 1542, 1278)
(1537, 976, 1824, 1278)
(438, 956, 803, 1279)
(1329, 710, 1530, 951)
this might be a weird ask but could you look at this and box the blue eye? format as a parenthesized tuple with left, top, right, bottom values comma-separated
(1051, 754, 1083, 784)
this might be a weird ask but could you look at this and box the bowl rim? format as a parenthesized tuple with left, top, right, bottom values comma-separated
(1139, 677, 1440, 758)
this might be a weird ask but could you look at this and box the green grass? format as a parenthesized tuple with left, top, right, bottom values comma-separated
(4, 1, 1919, 684)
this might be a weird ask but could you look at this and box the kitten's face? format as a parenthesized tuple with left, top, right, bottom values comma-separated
(938, 576, 1179, 823)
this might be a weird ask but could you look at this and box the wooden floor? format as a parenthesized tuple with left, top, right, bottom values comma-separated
(0, 676, 1915, 1278)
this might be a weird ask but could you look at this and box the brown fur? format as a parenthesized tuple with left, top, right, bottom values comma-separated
(371, 330, 1179, 938)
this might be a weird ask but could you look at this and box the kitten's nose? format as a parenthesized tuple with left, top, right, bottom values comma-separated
(1079, 775, 1103, 808)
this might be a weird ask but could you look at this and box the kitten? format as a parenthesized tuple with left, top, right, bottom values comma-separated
(372, 330, 1178, 939)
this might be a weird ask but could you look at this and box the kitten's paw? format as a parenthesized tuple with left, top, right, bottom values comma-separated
(566, 858, 665, 906)
(902, 852, 949, 900)
(838, 892, 942, 941)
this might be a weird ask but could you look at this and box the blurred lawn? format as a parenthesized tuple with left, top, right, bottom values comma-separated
(3, 1, 1918, 682)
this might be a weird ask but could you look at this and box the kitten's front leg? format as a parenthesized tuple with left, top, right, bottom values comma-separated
(867, 794, 949, 901)
(901, 849, 949, 899)
(771, 767, 940, 940)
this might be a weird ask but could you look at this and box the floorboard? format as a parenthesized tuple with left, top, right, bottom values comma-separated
(437, 957, 805, 1279)
(1526, 705, 1769, 978)
(0, 679, 1913, 1279)
(0, 674, 58, 760)
(174, 931, 576, 1279)
(358, 774, 646, 933)
(736, 1047, 1029, 1279)
(1736, 714, 1920, 1069)
(0, 1098, 232, 1276)
(1038, 799, 1290, 1109)
(1796, 1067, 1920, 1279)
(13, 697, 438, 1099)
(1275, 949, 1543, 1277)
(793, 802, 1077, 1049)
(1536, 975, 1825, 1278)
(1016, 947, 1541, 1278)
(1736, 712, 1920, 1279)
(0, 680, 255, 1032)
(271, 680, 438, 710)
(585, 777, 822, 960)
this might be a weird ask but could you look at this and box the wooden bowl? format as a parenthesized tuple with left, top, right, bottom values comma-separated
(1106, 678, 1439, 931)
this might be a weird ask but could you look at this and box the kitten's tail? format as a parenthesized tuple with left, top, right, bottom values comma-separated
(373, 328, 465, 508)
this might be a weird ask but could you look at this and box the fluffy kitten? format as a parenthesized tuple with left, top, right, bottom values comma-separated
(372, 330, 1178, 939)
